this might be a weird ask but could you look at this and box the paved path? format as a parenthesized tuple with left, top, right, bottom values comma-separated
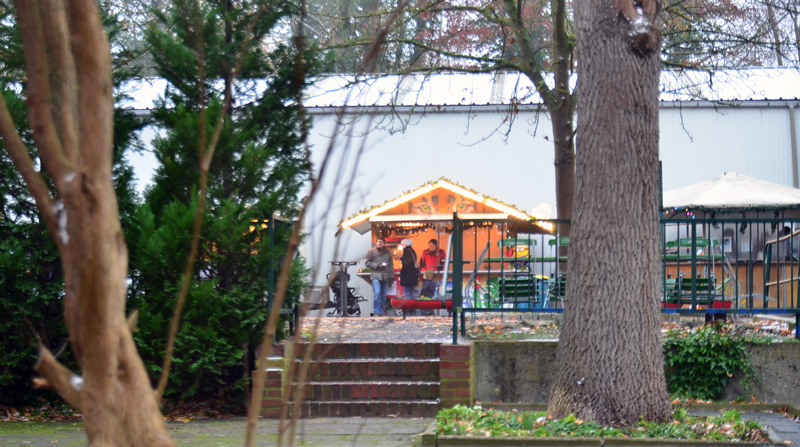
(0, 417, 434, 447)
(2, 411, 799, 446)
(688, 409, 800, 445)
(744, 411, 800, 445)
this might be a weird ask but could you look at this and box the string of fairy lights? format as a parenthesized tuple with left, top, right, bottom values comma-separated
(372, 220, 523, 238)
(662, 207, 698, 219)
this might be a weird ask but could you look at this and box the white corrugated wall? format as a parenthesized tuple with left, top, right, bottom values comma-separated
(660, 102, 798, 191)
(302, 101, 800, 314)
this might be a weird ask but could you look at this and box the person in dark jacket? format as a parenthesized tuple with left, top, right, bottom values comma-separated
(365, 237, 394, 316)
(399, 239, 419, 299)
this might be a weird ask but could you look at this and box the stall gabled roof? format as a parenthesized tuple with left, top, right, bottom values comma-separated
(663, 172, 800, 214)
(340, 178, 554, 233)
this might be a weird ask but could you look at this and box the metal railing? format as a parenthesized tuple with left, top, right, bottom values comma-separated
(659, 218, 800, 314)
(445, 215, 800, 343)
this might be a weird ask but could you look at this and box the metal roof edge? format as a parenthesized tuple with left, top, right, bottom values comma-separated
(125, 100, 800, 115)
(303, 103, 547, 115)
(659, 99, 800, 108)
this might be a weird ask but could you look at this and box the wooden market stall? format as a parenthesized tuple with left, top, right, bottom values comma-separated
(339, 178, 558, 314)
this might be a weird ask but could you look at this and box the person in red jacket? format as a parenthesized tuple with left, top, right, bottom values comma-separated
(419, 239, 445, 297)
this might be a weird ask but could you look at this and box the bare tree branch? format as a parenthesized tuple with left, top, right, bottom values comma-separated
(67, 0, 114, 181)
(40, 0, 79, 165)
(502, 0, 552, 109)
(13, 1, 70, 180)
(6, 1, 176, 444)
(34, 347, 83, 412)
(127, 310, 139, 333)
(0, 94, 58, 235)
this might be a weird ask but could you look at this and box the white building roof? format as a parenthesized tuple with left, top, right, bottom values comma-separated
(117, 68, 800, 111)
(659, 68, 800, 102)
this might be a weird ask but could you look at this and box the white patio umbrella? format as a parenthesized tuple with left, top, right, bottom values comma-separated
(663, 172, 800, 217)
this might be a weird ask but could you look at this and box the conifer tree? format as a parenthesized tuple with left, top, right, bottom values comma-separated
(128, 0, 312, 404)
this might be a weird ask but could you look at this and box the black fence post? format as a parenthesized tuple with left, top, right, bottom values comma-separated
(452, 213, 463, 344)
(268, 216, 275, 311)
(691, 221, 698, 309)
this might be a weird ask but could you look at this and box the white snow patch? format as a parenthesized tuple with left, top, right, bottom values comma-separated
(55, 200, 69, 245)
(65, 170, 75, 184)
(629, 15, 650, 36)
(70, 374, 83, 391)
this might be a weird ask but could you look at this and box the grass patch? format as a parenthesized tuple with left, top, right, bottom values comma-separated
(436, 405, 768, 442)
(0, 421, 85, 435)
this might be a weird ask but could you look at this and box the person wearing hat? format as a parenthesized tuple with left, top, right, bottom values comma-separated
(365, 237, 394, 316)
(398, 239, 419, 300)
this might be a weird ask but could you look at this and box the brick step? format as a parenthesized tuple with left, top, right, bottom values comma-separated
(290, 342, 440, 359)
(294, 358, 439, 380)
(287, 399, 440, 418)
(294, 381, 439, 401)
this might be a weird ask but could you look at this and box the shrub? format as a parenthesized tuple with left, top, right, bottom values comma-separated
(663, 325, 753, 400)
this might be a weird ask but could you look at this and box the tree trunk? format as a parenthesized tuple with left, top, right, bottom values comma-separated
(547, 0, 670, 427)
(0, 2, 174, 445)
(551, 104, 574, 234)
(512, 0, 576, 226)
(550, 0, 575, 230)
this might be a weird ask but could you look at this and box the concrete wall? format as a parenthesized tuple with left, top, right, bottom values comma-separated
(474, 340, 800, 405)
(474, 340, 559, 404)
(723, 342, 800, 403)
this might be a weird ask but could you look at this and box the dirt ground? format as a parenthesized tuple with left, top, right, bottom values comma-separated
(288, 313, 566, 343)
(289, 315, 459, 343)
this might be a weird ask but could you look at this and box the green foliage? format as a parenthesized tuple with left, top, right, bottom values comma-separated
(127, 0, 314, 405)
(0, 4, 143, 406)
(436, 406, 623, 438)
(630, 408, 761, 440)
(663, 325, 754, 401)
(436, 405, 766, 441)
(0, 219, 70, 405)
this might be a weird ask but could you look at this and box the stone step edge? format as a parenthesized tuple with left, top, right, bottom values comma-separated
(288, 376, 441, 382)
(288, 342, 441, 346)
(284, 343, 442, 359)
(293, 358, 440, 363)
(262, 400, 441, 418)
(293, 380, 440, 385)
(290, 373, 440, 378)
(287, 399, 441, 405)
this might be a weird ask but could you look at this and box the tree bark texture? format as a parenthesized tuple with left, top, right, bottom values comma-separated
(547, 0, 671, 426)
(0, 1, 174, 446)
